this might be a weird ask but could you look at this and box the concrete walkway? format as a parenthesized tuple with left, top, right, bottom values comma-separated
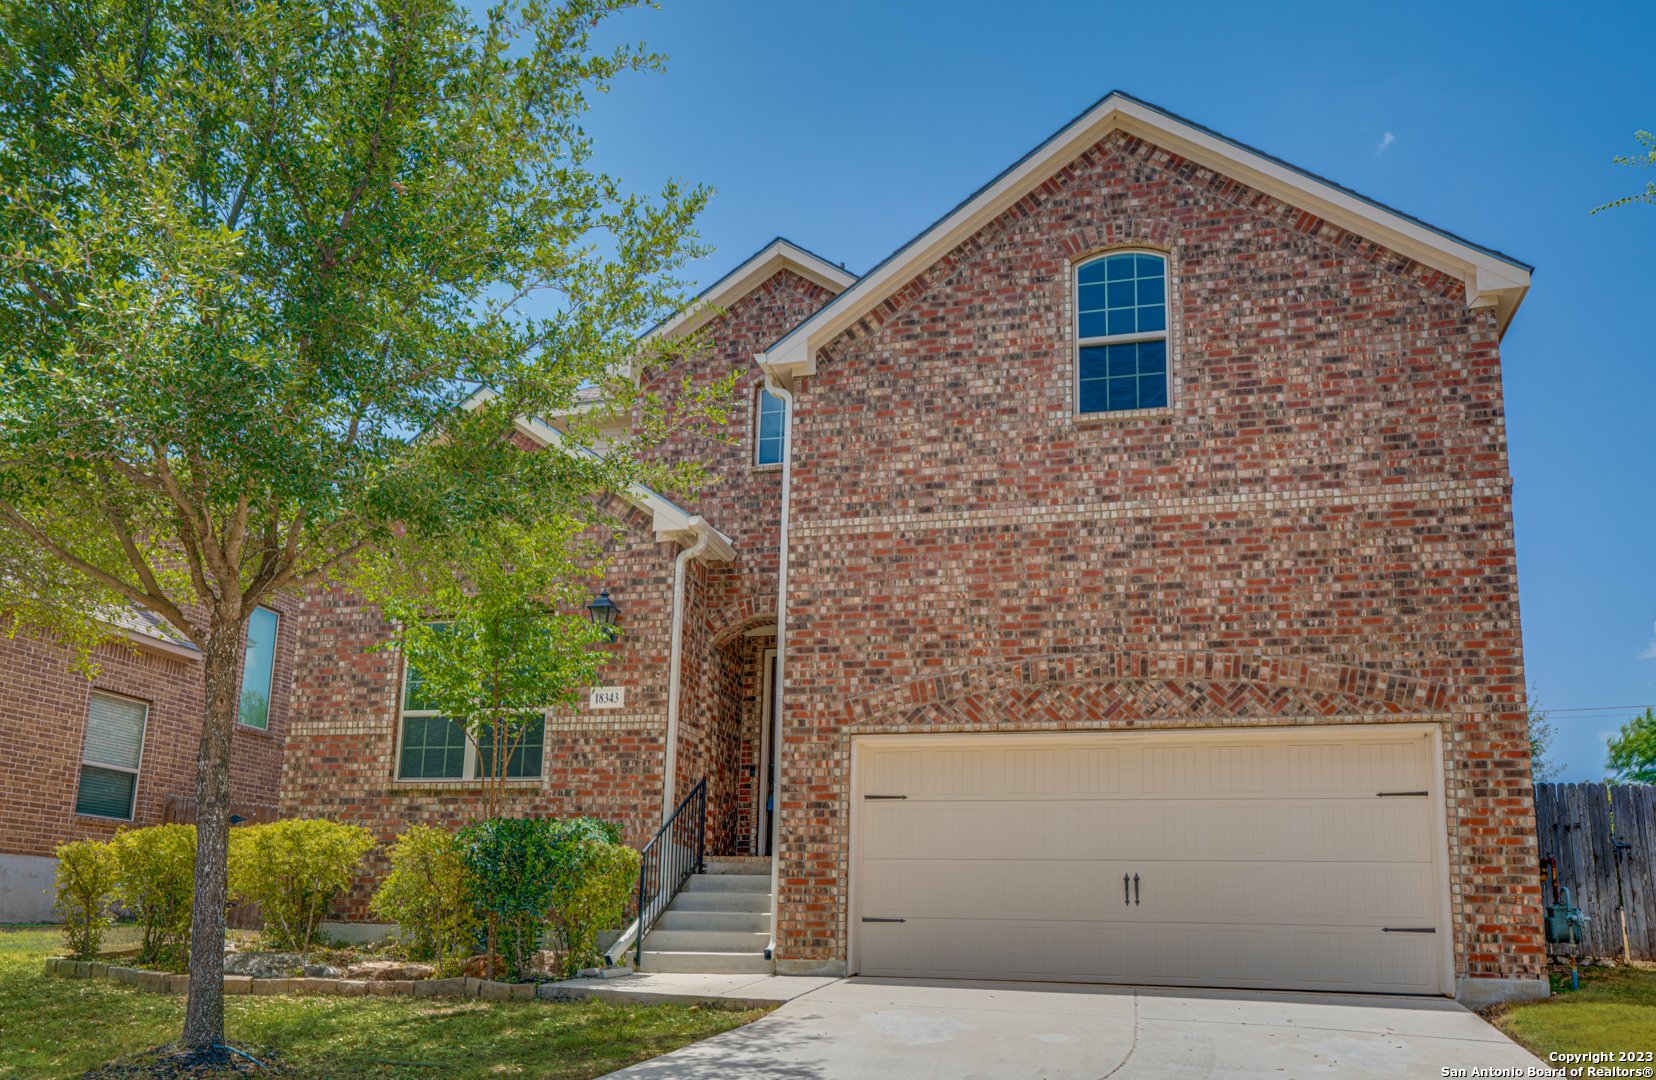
(603, 977, 1547, 1079)
(538, 971, 836, 1009)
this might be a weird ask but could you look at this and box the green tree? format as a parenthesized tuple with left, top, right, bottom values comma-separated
(355, 517, 612, 821)
(0, 0, 725, 1049)
(1590, 129, 1656, 213)
(1607, 707, 1656, 785)
(1527, 688, 1565, 782)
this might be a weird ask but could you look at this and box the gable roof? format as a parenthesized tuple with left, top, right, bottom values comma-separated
(459, 387, 737, 561)
(756, 92, 1532, 380)
(646, 236, 858, 345)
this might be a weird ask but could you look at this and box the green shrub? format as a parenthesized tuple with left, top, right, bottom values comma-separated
(53, 838, 117, 958)
(456, 816, 635, 981)
(456, 817, 559, 982)
(228, 819, 374, 962)
(369, 824, 477, 966)
(546, 825, 639, 975)
(109, 824, 195, 970)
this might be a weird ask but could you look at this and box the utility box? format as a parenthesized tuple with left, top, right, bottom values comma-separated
(1545, 903, 1584, 945)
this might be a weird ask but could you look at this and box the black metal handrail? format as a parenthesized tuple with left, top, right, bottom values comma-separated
(634, 777, 707, 965)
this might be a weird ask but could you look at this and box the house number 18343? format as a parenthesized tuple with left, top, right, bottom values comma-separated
(589, 687, 625, 709)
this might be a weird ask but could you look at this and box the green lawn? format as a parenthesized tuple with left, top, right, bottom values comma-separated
(1493, 964, 1656, 1059)
(0, 926, 767, 1079)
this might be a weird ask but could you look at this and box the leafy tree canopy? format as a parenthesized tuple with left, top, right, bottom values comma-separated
(0, 0, 728, 1049)
(1607, 707, 1656, 785)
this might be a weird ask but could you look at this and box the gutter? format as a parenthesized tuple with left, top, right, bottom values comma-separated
(757, 366, 795, 963)
(661, 523, 711, 821)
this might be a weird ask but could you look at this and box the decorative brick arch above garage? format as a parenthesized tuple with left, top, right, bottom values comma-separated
(842, 650, 1454, 731)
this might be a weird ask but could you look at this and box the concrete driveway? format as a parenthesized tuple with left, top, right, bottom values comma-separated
(608, 977, 1546, 1079)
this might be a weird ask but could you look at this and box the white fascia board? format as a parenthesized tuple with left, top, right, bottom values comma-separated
(471, 390, 736, 562)
(762, 93, 1532, 360)
(648, 239, 857, 346)
(119, 628, 203, 662)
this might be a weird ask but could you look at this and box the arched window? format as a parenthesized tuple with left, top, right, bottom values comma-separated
(755, 385, 787, 465)
(1075, 251, 1169, 414)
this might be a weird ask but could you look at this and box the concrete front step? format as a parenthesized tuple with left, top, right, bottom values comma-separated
(667, 890, 772, 913)
(638, 950, 774, 975)
(681, 874, 770, 894)
(641, 928, 770, 952)
(656, 910, 770, 932)
(703, 856, 772, 876)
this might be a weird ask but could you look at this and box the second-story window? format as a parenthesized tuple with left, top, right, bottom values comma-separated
(238, 607, 279, 729)
(755, 386, 787, 465)
(1076, 251, 1169, 414)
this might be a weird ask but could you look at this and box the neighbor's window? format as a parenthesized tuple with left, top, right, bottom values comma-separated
(76, 691, 147, 819)
(396, 659, 545, 781)
(238, 607, 279, 729)
(1076, 251, 1169, 414)
(755, 386, 787, 465)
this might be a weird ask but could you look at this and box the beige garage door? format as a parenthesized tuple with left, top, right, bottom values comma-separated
(853, 727, 1447, 994)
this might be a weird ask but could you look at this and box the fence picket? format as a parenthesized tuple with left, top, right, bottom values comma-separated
(1533, 782, 1656, 960)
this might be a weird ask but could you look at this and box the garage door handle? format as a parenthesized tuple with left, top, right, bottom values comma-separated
(1382, 927, 1436, 933)
(1376, 791, 1429, 797)
(1123, 874, 1130, 906)
(864, 795, 908, 800)
(1134, 873, 1140, 906)
(862, 917, 906, 923)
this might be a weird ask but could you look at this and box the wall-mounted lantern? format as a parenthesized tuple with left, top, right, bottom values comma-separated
(585, 590, 621, 641)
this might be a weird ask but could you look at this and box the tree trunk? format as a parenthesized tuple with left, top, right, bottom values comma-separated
(180, 622, 241, 1050)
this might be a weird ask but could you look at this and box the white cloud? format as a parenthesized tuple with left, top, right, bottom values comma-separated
(1375, 131, 1396, 157)
(1640, 619, 1656, 660)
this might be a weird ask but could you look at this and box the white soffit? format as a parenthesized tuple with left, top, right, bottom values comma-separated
(758, 92, 1533, 375)
(460, 388, 737, 562)
(647, 237, 858, 345)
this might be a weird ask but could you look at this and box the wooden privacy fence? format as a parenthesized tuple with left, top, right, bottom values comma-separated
(1533, 783, 1656, 959)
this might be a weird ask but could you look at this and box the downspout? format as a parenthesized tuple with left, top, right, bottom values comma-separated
(662, 524, 710, 822)
(760, 369, 794, 963)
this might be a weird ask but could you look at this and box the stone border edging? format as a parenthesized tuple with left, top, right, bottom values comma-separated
(43, 958, 535, 1000)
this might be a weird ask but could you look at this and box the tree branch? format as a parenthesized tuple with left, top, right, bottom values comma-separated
(0, 502, 202, 645)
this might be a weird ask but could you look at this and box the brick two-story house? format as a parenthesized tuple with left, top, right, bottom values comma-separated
(280, 92, 1543, 1004)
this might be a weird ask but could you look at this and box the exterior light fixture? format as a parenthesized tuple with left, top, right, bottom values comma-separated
(585, 590, 620, 640)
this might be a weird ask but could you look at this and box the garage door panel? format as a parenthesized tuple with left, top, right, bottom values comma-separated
(1071, 926, 1133, 978)
(1064, 806, 1124, 854)
(856, 729, 1445, 994)
(1206, 929, 1274, 981)
(1209, 744, 1267, 792)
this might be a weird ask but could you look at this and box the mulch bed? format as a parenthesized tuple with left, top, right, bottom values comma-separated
(80, 1043, 287, 1079)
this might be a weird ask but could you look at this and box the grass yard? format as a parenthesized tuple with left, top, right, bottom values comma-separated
(0, 926, 767, 1079)
(1490, 963, 1656, 1060)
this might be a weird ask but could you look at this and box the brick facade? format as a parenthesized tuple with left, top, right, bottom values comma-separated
(274, 117, 1538, 991)
(769, 128, 1537, 983)
(279, 270, 839, 918)
(0, 598, 296, 918)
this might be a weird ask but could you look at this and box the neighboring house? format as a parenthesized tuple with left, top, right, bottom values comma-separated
(0, 602, 296, 921)
(283, 90, 1540, 1004)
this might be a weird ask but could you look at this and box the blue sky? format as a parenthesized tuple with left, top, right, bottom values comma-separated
(571, 0, 1655, 780)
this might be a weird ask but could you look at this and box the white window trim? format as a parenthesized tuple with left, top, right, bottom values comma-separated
(391, 656, 546, 784)
(77, 689, 149, 821)
(1071, 249, 1176, 418)
(753, 383, 787, 470)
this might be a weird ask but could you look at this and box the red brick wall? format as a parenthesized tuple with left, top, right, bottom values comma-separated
(768, 130, 1538, 982)
(278, 270, 841, 915)
(0, 595, 296, 861)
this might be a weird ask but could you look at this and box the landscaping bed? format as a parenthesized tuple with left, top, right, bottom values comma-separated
(1, 926, 766, 1080)
(1485, 960, 1656, 1059)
